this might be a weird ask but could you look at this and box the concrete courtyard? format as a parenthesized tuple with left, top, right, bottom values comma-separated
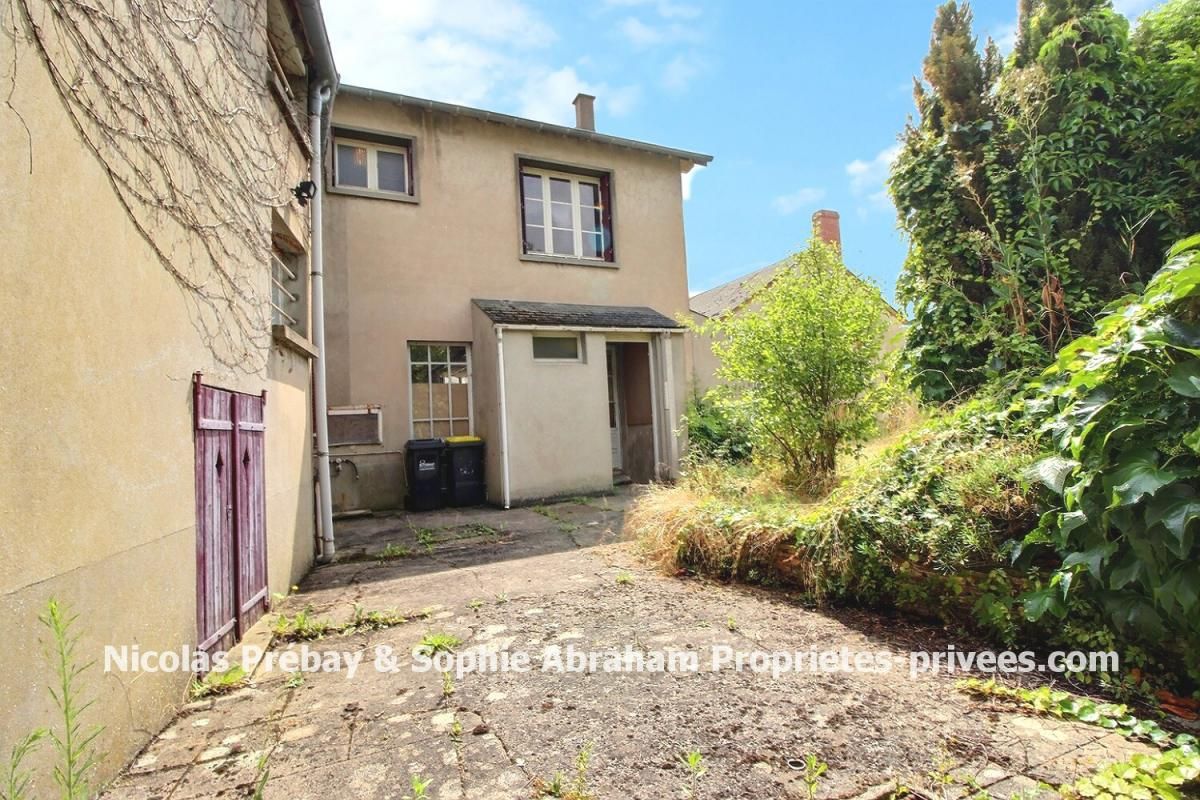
(102, 490, 1150, 799)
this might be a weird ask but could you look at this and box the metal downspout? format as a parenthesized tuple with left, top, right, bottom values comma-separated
(309, 82, 336, 562)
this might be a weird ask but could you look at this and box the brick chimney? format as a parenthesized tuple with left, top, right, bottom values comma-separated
(573, 93, 596, 131)
(812, 209, 841, 251)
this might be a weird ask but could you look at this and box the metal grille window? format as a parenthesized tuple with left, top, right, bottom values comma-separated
(271, 248, 306, 336)
(409, 343, 472, 438)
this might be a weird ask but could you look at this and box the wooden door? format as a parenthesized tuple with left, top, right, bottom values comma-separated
(193, 375, 268, 655)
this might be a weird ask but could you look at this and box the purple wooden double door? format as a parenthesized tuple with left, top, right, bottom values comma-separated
(193, 375, 269, 655)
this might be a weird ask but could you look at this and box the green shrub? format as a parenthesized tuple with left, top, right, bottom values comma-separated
(1021, 235, 1200, 684)
(683, 392, 752, 462)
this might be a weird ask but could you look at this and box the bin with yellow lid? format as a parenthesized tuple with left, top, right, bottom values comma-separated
(443, 437, 485, 507)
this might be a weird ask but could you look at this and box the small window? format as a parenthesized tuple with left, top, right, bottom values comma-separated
(329, 406, 383, 446)
(334, 137, 412, 196)
(520, 165, 612, 261)
(409, 343, 472, 438)
(532, 335, 582, 361)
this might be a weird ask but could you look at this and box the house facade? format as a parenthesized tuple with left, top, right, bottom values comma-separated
(0, 0, 334, 783)
(322, 88, 711, 510)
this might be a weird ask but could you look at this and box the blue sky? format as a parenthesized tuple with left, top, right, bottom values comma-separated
(323, 0, 1163, 305)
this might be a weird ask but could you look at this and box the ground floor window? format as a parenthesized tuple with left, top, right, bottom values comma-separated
(409, 343, 472, 438)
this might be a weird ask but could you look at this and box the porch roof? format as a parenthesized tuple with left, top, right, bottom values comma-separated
(473, 299, 683, 330)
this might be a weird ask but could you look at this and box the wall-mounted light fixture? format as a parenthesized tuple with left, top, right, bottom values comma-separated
(292, 180, 317, 206)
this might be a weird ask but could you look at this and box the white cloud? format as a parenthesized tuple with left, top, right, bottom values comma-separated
(990, 20, 1018, 53)
(681, 164, 704, 201)
(617, 15, 702, 48)
(846, 144, 901, 211)
(323, 1, 639, 124)
(662, 53, 702, 92)
(772, 187, 826, 216)
(603, 0, 701, 20)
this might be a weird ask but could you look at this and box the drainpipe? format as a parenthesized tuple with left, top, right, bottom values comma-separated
(309, 82, 336, 562)
(496, 327, 512, 509)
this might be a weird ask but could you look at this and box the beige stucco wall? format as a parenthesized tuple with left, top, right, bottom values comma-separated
(324, 93, 695, 510)
(0, 3, 316, 790)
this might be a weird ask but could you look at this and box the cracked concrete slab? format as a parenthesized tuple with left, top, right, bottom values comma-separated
(101, 490, 1155, 799)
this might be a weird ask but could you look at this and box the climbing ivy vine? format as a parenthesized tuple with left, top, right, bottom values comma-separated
(891, 0, 1200, 402)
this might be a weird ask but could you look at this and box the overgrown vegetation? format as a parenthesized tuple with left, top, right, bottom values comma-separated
(272, 604, 423, 642)
(634, 0, 1200, 708)
(693, 239, 892, 489)
(892, 0, 1200, 402)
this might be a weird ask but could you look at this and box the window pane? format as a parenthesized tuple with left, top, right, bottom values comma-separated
(550, 202, 573, 228)
(431, 384, 450, 417)
(411, 363, 429, 384)
(451, 419, 471, 436)
(581, 207, 601, 233)
(449, 346, 467, 364)
(336, 143, 368, 187)
(579, 182, 598, 205)
(450, 383, 468, 415)
(430, 345, 448, 363)
(521, 173, 542, 200)
(523, 197, 543, 225)
(524, 225, 546, 253)
(582, 233, 603, 259)
(533, 336, 579, 360)
(410, 344, 428, 363)
(432, 421, 452, 438)
(377, 150, 408, 193)
(549, 177, 571, 203)
(551, 229, 574, 254)
(413, 422, 432, 438)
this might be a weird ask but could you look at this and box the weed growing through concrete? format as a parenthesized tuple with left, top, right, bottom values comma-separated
(284, 672, 304, 690)
(495, 593, 510, 605)
(679, 749, 707, 799)
(468, 598, 484, 611)
(532, 742, 594, 800)
(188, 665, 247, 700)
(378, 543, 414, 560)
(615, 572, 634, 586)
(273, 605, 426, 642)
(3, 729, 46, 800)
(416, 529, 438, 553)
(407, 774, 432, 799)
(43, 599, 103, 800)
(417, 632, 462, 656)
(798, 753, 827, 800)
(441, 671, 455, 698)
(726, 617, 737, 632)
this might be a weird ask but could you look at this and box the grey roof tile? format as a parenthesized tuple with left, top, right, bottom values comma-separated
(473, 299, 682, 329)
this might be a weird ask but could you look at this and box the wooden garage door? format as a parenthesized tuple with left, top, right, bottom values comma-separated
(194, 375, 268, 655)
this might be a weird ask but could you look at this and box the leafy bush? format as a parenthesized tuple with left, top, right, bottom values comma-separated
(683, 392, 751, 462)
(1021, 236, 1200, 674)
(699, 239, 889, 488)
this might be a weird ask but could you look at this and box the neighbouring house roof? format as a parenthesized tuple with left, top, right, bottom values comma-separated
(338, 85, 713, 168)
(688, 262, 787, 319)
(473, 299, 683, 330)
(689, 259, 905, 321)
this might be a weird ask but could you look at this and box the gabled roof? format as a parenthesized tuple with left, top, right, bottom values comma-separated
(339, 85, 712, 168)
(473, 299, 682, 330)
(688, 261, 788, 319)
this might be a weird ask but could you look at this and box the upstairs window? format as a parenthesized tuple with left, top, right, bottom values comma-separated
(334, 136, 412, 197)
(520, 165, 613, 262)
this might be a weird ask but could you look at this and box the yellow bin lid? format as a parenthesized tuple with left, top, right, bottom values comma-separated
(445, 435, 482, 444)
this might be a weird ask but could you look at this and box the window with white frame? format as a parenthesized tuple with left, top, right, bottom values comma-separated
(532, 334, 582, 361)
(334, 137, 412, 196)
(520, 165, 612, 261)
(409, 344, 472, 438)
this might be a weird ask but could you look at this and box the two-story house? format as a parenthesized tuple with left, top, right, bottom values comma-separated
(321, 88, 712, 510)
(1, 0, 335, 782)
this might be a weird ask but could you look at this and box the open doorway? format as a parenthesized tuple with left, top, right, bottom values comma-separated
(606, 341, 655, 482)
